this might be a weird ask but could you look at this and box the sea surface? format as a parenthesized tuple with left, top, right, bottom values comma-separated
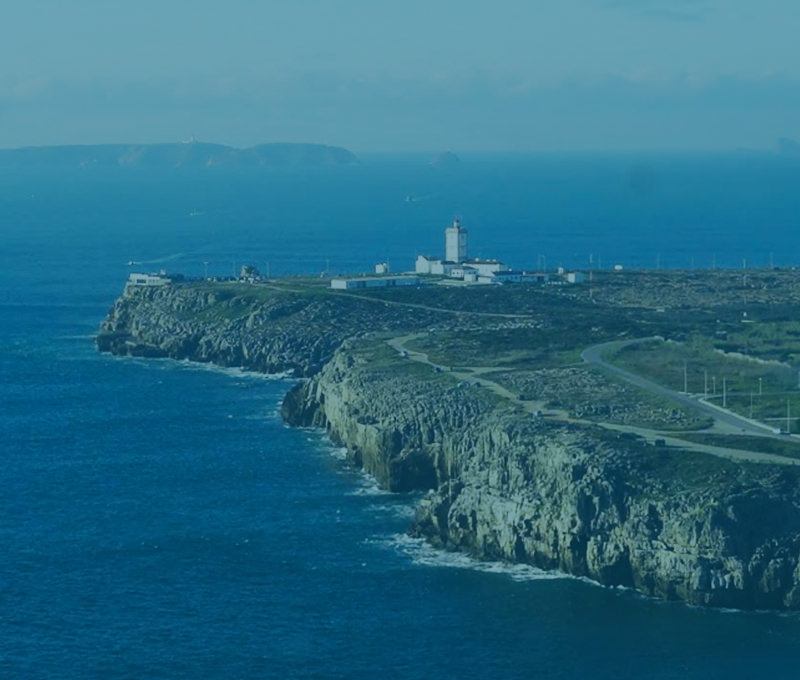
(3, 153, 800, 679)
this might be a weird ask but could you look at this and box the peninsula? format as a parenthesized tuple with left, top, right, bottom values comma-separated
(97, 265, 800, 610)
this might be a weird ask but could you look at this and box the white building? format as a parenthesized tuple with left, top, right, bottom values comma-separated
(375, 262, 390, 275)
(445, 218, 468, 263)
(127, 272, 171, 287)
(331, 276, 419, 290)
(461, 258, 509, 276)
(415, 219, 513, 283)
(415, 255, 456, 276)
(479, 270, 524, 284)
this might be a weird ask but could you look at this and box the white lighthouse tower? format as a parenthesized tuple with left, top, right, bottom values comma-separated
(445, 218, 468, 263)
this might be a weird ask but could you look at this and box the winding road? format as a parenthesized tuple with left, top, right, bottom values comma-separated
(387, 333, 800, 466)
(580, 339, 782, 437)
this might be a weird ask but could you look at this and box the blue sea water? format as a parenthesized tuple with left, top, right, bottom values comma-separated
(3, 153, 800, 679)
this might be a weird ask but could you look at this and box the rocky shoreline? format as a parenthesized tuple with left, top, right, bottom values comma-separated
(98, 279, 800, 610)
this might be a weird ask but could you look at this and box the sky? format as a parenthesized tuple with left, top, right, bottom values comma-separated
(1, 0, 799, 151)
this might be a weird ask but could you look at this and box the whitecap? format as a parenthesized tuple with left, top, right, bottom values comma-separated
(370, 503, 417, 520)
(383, 533, 580, 583)
(172, 360, 295, 382)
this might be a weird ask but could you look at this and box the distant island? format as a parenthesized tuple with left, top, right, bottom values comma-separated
(430, 151, 461, 168)
(0, 141, 359, 169)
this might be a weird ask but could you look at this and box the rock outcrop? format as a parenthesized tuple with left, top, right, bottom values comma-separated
(99, 281, 800, 610)
(283, 337, 800, 610)
(97, 282, 433, 376)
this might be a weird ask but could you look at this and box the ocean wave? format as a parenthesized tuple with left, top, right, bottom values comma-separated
(172, 360, 295, 381)
(349, 478, 391, 496)
(370, 503, 417, 520)
(55, 334, 97, 340)
(383, 533, 579, 583)
(111, 354, 293, 382)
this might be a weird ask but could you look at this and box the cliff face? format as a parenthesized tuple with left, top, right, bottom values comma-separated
(97, 283, 433, 376)
(283, 338, 800, 610)
(99, 282, 800, 610)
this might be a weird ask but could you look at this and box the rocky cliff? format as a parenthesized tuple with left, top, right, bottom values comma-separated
(283, 337, 800, 610)
(97, 282, 434, 376)
(99, 281, 800, 610)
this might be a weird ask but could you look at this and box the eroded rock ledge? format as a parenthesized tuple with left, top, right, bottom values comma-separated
(99, 281, 800, 610)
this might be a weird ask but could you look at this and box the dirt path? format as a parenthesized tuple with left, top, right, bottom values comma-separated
(388, 334, 800, 467)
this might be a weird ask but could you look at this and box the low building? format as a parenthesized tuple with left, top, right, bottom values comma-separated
(449, 265, 479, 279)
(415, 255, 456, 276)
(565, 272, 586, 284)
(126, 272, 172, 287)
(478, 270, 524, 284)
(462, 258, 509, 276)
(330, 276, 420, 290)
(522, 272, 549, 284)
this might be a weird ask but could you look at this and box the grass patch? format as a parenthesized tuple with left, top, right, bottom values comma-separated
(610, 337, 797, 396)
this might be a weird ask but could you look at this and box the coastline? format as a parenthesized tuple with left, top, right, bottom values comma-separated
(97, 272, 800, 610)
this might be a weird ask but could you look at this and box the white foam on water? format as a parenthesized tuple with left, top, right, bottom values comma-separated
(349, 472, 390, 496)
(112, 354, 294, 383)
(383, 533, 581, 583)
(172, 359, 295, 382)
(370, 502, 417, 520)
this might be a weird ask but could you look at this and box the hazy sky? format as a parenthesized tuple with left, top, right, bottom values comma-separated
(1, 0, 798, 151)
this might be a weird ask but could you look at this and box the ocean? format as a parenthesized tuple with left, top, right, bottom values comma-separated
(3, 153, 800, 679)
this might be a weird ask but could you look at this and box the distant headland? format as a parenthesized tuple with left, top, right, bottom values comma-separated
(0, 141, 359, 169)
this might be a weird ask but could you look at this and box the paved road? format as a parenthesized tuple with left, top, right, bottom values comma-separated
(580, 339, 782, 438)
(389, 334, 800, 466)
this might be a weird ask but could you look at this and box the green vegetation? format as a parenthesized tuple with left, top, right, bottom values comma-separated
(715, 393, 800, 434)
(715, 321, 800, 364)
(610, 337, 796, 395)
(405, 328, 583, 370)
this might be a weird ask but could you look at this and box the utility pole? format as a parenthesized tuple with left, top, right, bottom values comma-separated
(203, 261, 209, 279)
(759, 377, 763, 396)
(712, 376, 717, 397)
(750, 391, 754, 419)
(723, 377, 727, 409)
(788, 399, 792, 434)
(683, 360, 688, 394)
